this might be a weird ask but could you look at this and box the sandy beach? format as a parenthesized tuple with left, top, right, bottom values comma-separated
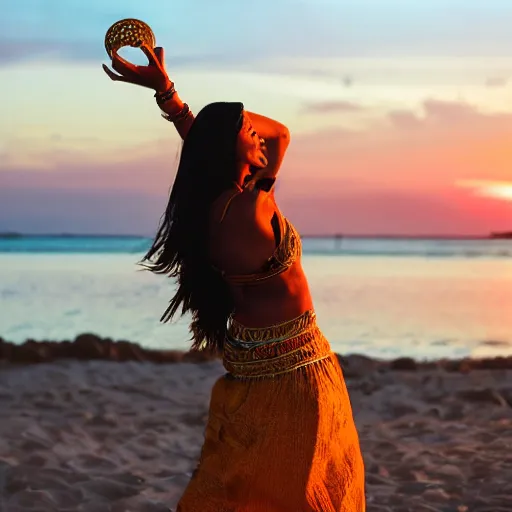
(0, 337, 511, 511)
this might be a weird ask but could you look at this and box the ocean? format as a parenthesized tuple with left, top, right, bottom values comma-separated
(1, 235, 511, 360)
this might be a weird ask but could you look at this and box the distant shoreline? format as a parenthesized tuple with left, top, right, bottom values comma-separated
(0, 232, 507, 241)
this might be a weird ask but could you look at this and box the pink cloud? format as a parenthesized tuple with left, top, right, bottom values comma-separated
(2, 99, 512, 235)
(280, 187, 512, 236)
(286, 99, 512, 190)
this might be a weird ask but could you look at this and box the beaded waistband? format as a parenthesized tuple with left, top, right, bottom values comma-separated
(224, 310, 332, 379)
(227, 309, 317, 345)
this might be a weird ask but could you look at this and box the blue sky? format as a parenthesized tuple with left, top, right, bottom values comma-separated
(2, 1, 512, 235)
(5, 0, 512, 66)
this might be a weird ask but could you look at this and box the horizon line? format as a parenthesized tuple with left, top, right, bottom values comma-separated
(1, 231, 509, 241)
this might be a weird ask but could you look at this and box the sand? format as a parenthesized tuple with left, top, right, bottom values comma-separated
(0, 352, 511, 511)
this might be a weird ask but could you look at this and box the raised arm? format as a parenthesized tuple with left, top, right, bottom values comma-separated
(102, 45, 195, 140)
(157, 88, 195, 140)
(246, 112, 290, 180)
(102, 44, 290, 157)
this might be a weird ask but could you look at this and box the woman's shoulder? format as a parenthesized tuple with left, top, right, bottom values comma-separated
(212, 183, 272, 226)
(209, 206, 278, 276)
(209, 185, 276, 262)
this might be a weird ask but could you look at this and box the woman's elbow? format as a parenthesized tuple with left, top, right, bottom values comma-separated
(280, 125, 291, 146)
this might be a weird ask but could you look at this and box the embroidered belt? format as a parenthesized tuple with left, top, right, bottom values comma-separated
(223, 310, 332, 379)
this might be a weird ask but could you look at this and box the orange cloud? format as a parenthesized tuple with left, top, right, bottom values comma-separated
(2, 99, 512, 235)
(286, 99, 512, 192)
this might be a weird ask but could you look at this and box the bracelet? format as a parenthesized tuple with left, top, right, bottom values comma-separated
(161, 103, 191, 123)
(154, 83, 176, 105)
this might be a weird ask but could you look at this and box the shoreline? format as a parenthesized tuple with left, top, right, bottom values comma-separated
(1, 333, 512, 372)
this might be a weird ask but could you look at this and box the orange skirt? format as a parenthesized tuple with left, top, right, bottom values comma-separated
(176, 311, 366, 512)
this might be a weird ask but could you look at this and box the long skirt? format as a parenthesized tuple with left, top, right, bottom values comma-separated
(176, 310, 366, 511)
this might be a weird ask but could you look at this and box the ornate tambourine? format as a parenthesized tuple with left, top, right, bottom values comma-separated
(104, 18, 156, 58)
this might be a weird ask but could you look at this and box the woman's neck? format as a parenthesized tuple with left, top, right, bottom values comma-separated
(235, 162, 252, 188)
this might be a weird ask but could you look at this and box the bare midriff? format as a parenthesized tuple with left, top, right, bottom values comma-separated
(227, 259, 314, 328)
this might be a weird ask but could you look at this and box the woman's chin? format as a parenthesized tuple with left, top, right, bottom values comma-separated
(249, 162, 267, 173)
(255, 156, 268, 168)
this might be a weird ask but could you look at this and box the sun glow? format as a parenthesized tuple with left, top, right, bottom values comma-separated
(458, 180, 512, 202)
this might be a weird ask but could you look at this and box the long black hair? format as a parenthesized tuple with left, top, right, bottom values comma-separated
(141, 102, 244, 352)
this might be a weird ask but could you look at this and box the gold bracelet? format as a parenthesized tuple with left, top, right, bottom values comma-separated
(154, 83, 176, 106)
(161, 103, 191, 123)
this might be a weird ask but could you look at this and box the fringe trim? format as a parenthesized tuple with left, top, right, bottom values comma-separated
(223, 311, 333, 380)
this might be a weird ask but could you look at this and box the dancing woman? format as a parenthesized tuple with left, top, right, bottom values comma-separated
(103, 44, 365, 512)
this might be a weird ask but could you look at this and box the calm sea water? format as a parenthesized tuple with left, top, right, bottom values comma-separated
(1, 236, 511, 360)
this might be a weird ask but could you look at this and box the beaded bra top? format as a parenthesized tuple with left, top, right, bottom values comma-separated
(213, 185, 302, 284)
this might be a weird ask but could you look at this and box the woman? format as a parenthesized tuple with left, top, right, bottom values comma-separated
(103, 44, 365, 511)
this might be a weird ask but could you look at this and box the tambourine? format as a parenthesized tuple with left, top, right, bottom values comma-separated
(104, 18, 156, 58)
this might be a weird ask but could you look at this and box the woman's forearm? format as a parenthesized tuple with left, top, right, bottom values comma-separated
(155, 99, 289, 145)
(155, 102, 287, 143)
(246, 111, 290, 141)
(159, 92, 195, 140)
(247, 112, 290, 181)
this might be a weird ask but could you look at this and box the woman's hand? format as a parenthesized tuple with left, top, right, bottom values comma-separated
(102, 45, 172, 93)
(103, 44, 195, 139)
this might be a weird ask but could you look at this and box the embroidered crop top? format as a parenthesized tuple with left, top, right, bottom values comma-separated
(213, 185, 302, 284)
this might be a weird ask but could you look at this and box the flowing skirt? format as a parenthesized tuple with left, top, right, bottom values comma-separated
(176, 311, 366, 512)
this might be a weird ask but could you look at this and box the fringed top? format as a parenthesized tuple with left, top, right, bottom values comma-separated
(213, 183, 302, 284)
(223, 216, 301, 284)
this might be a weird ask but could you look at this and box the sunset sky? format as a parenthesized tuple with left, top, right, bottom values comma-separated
(2, 0, 512, 235)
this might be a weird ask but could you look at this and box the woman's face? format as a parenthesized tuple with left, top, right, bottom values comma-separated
(236, 112, 268, 169)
